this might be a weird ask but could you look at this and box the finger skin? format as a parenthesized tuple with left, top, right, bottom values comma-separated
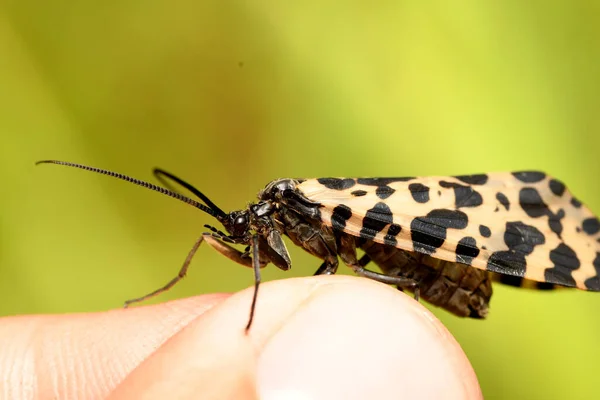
(0, 294, 229, 399)
(0, 276, 482, 400)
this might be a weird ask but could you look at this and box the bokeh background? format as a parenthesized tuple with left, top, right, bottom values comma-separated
(1, 1, 599, 399)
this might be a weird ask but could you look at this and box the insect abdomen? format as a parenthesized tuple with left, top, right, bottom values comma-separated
(360, 240, 493, 318)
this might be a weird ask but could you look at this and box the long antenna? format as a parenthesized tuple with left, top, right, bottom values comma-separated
(153, 168, 227, 218)
(35, 160, 220, 218)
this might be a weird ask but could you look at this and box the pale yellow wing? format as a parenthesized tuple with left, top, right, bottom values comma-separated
(297, 172, 600, 290)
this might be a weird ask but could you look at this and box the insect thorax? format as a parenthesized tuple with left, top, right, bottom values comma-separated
(258, 178, 300, 201)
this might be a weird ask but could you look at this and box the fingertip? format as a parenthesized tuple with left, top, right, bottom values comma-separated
(109, 276, 481, 400)
(255, 276, 482, 400)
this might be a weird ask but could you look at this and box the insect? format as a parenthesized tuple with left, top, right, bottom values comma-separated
(37, 160, 600, 331)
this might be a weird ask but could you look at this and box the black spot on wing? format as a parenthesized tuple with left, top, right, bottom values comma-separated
(544, 243, 580, 287)
(387, 224, 402, 236)
(584, 253, 600, 290)
(548, 209, 565, 239)
(351, 190, 367, 197)
(408, 183, 430, 203)
(487, 251, 527, 277)
(519, 188, 548, 218)
(582, 217, 600, 235)
(455, 174, 488, 185)
(357, 177, 414, 186)
(487, 221, 545, 277)
(360, 202, 394, 241)
(456, 236, 480, 265)
(496, 192, 510, 211)
(519, 188, 565, 238)
(549, 179, 566, 196)
(422, 209, 469, 230)
(317, 178, 355, 190)
(410, 209, 468, 255)
(353, 178, 413, 202)
(331, 205, 352, 231)
(479, 225, 491, 238)
(571, 197, 582, 208)
(503, 221, 546, 255)
(411, 222, 444, 254)
(375, 186, 395, 199)
(512, 171, 546, 183)
(439, 181, 483, 208)
(384, 224, 402, 246)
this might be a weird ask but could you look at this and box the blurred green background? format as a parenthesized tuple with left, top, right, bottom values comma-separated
(1, 1, 599, 399)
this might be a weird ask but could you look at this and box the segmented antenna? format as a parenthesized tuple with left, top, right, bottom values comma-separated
(35, 160, 221, 218)
(153, 168, 227, 218)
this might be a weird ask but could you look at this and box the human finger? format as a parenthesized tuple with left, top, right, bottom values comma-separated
(109, 276, 482, 400)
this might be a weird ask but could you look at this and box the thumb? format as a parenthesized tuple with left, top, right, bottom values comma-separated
(108, 276, 482, 400)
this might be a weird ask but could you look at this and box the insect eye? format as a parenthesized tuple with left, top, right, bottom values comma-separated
(235, 215, 247, 226)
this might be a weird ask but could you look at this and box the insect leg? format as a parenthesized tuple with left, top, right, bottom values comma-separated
(313, 254, 370, 276)
(246, 234, 260, 332)
(124, 232, 262, 308)
(313, 261, 331, 275)
(202, 233, 256, 267)
(313, 261, 333, 275)
(123, 233, 206, 307)
(338, 234, 418, 291)
(203, 233, 266, 332)
(349, 262, 418, 288)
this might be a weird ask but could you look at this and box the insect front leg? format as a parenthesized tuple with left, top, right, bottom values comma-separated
(123, 232, 266, 308)
(198, 233, 268, 332)
(124, 233, 207, 307)
(247, 234, 261, 332)
(202, 233, 263, 268)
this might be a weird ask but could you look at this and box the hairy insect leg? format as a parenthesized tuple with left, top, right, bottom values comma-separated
(123, 233, 206, 307)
